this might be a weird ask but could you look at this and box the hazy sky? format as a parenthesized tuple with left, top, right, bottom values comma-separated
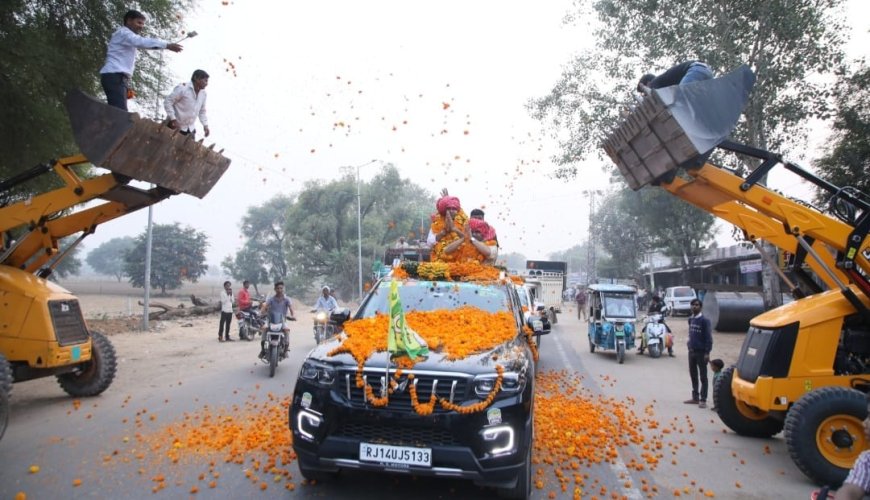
(81, 0, 869, 268)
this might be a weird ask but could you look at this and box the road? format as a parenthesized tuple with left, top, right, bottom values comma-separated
(0, 307, 819, 499)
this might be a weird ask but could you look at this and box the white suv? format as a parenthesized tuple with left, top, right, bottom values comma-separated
(663, 286, 697, 316)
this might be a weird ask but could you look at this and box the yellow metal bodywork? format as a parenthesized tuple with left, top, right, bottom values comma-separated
(0, 266, 92, 368)
(729, 287, 870, 412)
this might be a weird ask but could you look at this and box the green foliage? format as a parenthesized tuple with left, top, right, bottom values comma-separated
(813, 62, 870, 204)
(86, 236, 134, 281)
(124, 223, 208, 294)
(591, 190, 652, 279)
(531, 0, 847, 175)
(500, 252, 528, 272)
(0, 0, 192, 203)
(226, 165, 434, 302)
(50, 236, 84, 280)
(223, 195, 293, 288)
(283, 164, 434, 301)
(548, 244, 588, 276)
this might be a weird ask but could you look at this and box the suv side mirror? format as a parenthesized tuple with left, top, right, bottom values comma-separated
(330, 307, 352, 325)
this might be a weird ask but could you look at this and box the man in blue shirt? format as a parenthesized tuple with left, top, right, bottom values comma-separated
(684, 299, 713, 408)
(259, 281, 295, 358)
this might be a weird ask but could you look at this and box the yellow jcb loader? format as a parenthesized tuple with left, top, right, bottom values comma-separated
(0, 91, 230, 440)
(603, 66, 870, 486)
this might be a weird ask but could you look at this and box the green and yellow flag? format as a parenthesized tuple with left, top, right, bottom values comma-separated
(387, 280, 429, 359)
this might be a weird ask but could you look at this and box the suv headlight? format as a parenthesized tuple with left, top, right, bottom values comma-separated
(473, 371, 525, 398)
(299, 360, 336, 386)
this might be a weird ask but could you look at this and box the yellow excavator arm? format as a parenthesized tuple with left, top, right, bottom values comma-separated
(602, 65, 868, 313)
(0, 90, 231, 276)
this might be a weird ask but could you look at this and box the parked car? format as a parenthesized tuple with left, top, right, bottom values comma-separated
(290, 277, 536, 498)
(663, 286, 697, 316)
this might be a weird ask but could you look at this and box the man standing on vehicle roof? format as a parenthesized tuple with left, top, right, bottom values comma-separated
(684, 299, 713, 408)
(164, 69, 211, 137)
(636, 60, 714, 94)
(100, 10, 183, 110)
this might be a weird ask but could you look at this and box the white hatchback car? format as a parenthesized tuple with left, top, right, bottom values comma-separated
(663, 286, 697, 316)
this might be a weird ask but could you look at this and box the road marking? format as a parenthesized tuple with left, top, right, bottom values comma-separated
(551, 326, 643, 500)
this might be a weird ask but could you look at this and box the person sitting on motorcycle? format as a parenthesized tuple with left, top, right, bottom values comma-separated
(313, 285, 338, 313)
(237, 280, 253, 313)
(259, 280, 296, 358)
(640, 295, 673, 355)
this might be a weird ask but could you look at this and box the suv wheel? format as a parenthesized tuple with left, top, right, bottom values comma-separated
(499, 423, 533, 499)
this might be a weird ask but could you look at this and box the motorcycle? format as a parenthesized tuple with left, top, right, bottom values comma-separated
(312, 308, 351, 344)
(236, 295, 265, 341)
(639, 313, 673, 358)
(261, 317, 296, 377)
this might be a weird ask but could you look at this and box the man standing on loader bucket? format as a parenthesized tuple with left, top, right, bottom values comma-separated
(164, 70, 211, 137)
(100, 9, 183, 110)
(636, 60, 714, 93)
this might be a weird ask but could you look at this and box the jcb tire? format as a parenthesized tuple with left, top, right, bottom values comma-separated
(0, 354, 11, 442)
(0, 353, 12, 397)
(57, 331, 117, 397)
(713, 366, 784, 437)
(784, 386, 867, 487)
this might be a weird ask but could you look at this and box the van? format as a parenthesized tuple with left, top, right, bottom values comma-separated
(663, 286, 697, 316)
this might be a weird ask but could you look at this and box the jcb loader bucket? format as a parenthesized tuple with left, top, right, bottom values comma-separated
(602, 65, 756, 190)
(65, 90, 231, 199)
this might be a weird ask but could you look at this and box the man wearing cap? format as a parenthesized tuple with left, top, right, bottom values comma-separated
(164, 69, 211, 137)
(637, 60, 713, 94)
(100, 9, 183, 110)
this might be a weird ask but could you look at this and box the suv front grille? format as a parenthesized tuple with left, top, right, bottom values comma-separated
(340, 369, 470, 414)
(48, 300, 89, 346)
(334, 420, 460, 446)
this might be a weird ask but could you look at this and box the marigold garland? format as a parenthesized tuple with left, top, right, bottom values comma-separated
(399, 260, 501, 283)
(327, 307, 519, 414)
(523, 325, 539, 362)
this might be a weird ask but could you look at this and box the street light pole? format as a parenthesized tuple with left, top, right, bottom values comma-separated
(355, 171, 362, 300)
(340, 160, 379, 302)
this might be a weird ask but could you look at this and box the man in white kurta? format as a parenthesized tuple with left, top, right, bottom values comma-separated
(164, 70, 211, 137)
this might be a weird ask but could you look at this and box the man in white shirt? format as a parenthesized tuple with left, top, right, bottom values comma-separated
(164, 70, 211, 137)
(218, 281, 235, 342)
(313, 286, 339, 313)
(100, 10, 183, 110)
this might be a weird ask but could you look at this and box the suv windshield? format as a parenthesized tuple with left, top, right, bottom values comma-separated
(672, 287, 694, 298)
(358, 280, 512, 317)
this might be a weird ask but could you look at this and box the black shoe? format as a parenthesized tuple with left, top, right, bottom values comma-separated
(225, 337, 234, 342)
(258, 349, 266, 359)
(219, 338, 224, 342)
(668, 352, 675, 357)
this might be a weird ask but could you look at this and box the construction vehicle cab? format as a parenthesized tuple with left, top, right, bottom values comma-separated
(603, 65, 869, 486)
(0, 90, 230, 440)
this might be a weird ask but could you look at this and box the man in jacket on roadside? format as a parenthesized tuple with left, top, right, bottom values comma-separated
(684, 299, 713, 408)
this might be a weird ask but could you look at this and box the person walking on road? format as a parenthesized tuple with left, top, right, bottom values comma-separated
(684, 298, 713, 408)
(100, 9, 183, 110)
(164, 69, 211, 137)
(218, 281, 235, 342)
(576, 289, 587, 321)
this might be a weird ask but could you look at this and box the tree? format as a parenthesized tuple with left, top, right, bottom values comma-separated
(0, 0, 192, 205)
(223, 195, 294, 290)
(225, 165, 434, 301)
(50, 236, 83, 280)
(86, 236, 134, 281)
(549, 244, 588, 277)
(282, 164, 433, 300)
(499, 252, 528, 272)
(124, 223, 208, 294)
(813, 62, 870, 204)
(531, 0, 846, 306)
(590, 190, 652, 280)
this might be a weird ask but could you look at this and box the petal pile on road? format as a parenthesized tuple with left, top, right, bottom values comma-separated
(30, 370, 729, 498)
